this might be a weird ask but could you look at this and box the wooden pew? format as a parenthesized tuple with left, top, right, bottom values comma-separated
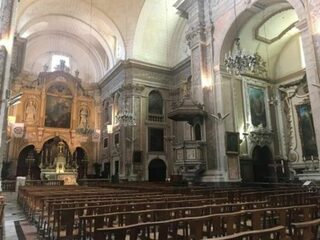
(37, 192, 190, 227)
(38, 193, 211, 234)
(291, 218, 320, 240)
(268, 192, 316, 207)
(93, 204, 317, 240)
(78, 201, 268, 239)
(49, 197, 227, 239)
(207, 225, 290, 240)
(18, 184, 317, 240)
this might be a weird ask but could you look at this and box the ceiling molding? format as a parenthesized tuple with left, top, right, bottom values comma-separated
(18, 14, 114, 67)
(254, 8, 298, 44)
(27, 31, 105, 73)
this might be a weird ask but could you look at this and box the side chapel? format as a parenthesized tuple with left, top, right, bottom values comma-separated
(7, 61, 100, 181)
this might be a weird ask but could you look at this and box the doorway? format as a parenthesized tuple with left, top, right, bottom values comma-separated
(148, 158, 166, 182)
(16, 145, 40, 179)
(252, 146, 274, 182)
(73, 147, 87, 179)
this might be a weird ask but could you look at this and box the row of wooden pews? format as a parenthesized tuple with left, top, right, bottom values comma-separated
(18, 183, 320, 240)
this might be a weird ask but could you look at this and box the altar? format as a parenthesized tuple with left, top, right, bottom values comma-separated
(42, 171, 77, 185)
(40, 137, 77, 185)
(296, 158, 320, 183)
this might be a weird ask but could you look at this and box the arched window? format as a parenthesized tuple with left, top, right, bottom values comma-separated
(148, 91, 163, 122)
(194, 123, 202, 141)
(51, 54, 70, 71)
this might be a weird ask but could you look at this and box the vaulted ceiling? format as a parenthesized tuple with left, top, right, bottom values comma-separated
(17, 0, 303, 83)
(17, 0, 188, 83)
(237, 2, 303, 79)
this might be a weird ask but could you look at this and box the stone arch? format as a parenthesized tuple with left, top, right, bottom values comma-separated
(39, 136, 72, 168)
(16, 145, 40, 179)
(148, 158, 167, 182)
(217, 0, 306, 67)
(252, 145, 274, 182)
(17, 0, 126, 81)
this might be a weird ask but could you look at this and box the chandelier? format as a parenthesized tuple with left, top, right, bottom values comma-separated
(116, 99, 136, 127)
(224, 38, 266, 75)
(224, 0, 266, 76)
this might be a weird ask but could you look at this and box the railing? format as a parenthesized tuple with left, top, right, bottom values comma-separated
(25, 180, 64, 186)
(2, 179, 64, 192)
(148, 114, 163, 122)
(2, 180, 16, 191)
(77, 178, 110, 187)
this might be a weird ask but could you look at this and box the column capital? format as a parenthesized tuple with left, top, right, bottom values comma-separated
(186, 23, 207, 49)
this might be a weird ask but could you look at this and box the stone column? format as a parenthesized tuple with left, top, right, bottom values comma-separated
(0, 0, 19, 190)
(178, 0, 228, 181)
(185, 0, 207, 104)
(297, 1, 320, 160)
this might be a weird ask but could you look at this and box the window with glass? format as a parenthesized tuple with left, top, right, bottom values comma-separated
(148, 128, 164, 151)
(148, 91, 163, 122)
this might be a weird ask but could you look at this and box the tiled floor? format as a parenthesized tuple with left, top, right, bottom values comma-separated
(3, 192, 38, 240)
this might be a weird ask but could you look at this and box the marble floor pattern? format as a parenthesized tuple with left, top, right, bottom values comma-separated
(3, 192, 38, 240)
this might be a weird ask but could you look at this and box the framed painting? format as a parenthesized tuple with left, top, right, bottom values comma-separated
(226, 132, 240, 155)
(296, 103, 318, 157)
(45, 96, 72, 128)
(248, 86, 267, 127)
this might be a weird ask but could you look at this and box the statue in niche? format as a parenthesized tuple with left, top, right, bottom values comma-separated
(25, 100, 37, 122)
(181, 77, 191, 98)
(79, 106, 89, 128)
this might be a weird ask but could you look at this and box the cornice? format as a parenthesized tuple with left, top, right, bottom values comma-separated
(174, 0, 193, 18)
(172, 57, 191, 75)
(99, 58, 191, 89)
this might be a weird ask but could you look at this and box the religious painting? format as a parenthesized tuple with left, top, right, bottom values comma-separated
(45, 96, 72, 128)
(296, 103, 318, 157)
(226, 132, 240, 155)
(248, 86, 267, 127)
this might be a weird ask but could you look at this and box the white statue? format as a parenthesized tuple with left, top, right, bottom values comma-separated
(79, 107, 89, 128)
(25, 100, 36, 122)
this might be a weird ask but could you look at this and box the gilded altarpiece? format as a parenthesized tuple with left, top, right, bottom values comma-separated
(7, 71, 101, 180)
